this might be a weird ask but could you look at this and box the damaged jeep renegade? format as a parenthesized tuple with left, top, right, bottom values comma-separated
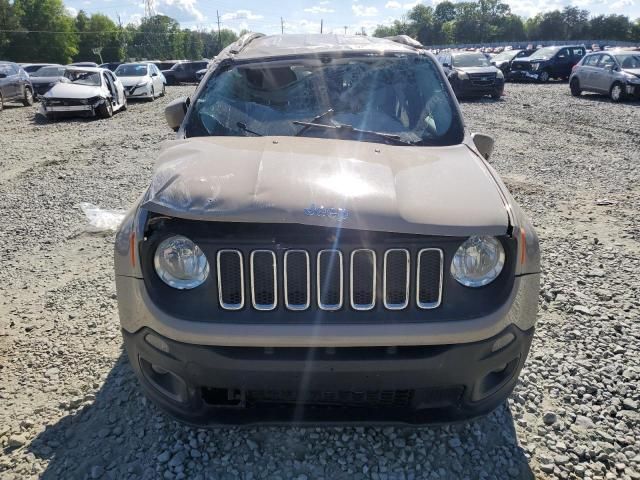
(114, 33, 540, 425)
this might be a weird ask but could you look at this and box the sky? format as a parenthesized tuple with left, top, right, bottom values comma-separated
(64, 0, 640, 36)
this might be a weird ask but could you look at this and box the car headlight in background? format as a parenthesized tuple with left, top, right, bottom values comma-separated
(154, 235, 209, 289)
(451, 236, 505, 287)
(457, 71, 469, 80)
(496, 69, 504, 79)
(531, 63, 539, 71)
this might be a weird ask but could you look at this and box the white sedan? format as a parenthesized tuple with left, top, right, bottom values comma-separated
(41, 67, 127, 119)
(114, 62, 166, 101)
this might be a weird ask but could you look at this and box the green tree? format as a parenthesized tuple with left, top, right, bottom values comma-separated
(0, 0, 21, 58)
(75, 12, 123, 63)
(10, 0, 78, 63)
(589, 14, 632, 41)
(562, 6, 590, 40)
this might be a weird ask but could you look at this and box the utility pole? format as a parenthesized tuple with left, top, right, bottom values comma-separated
(217, 10, 222, 47)
(144, 0, 155, 18)
(344, 26, 347, 34)
(281, 17, 284, 34)
(320, 19, 323, 34)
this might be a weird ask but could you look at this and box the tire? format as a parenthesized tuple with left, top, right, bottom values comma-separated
(46, 113, 55, 122)
(538, 70, 550, 83)
(161, 84, 166, 97)
(22, 87, 34, 106)
(570, 78, 582, 97)
(610, 82, 625, 103)
(0, 93, 3, 113)
(148, 87, 155, 102)
(491, 89, 502, 100)
(98, 99, 113, 118)
(121, 96, 128, 111)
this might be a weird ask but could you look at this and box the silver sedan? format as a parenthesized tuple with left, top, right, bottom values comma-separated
(569, 50, 640, 102)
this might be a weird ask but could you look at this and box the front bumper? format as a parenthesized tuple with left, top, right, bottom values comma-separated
(508, 70, 539, 82)
(125, 85, 152, 98)
(123, 324, 534, 425)
(455, 78, 504, 97)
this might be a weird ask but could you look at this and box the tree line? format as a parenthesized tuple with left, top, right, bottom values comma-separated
(0, 0, 239, 64)
(373, 0, 640, 46)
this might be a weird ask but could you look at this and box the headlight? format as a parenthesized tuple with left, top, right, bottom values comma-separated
(451, 236, 505, 287)
(457, 71, 469, 80)
(496, 69, 504, 79)
(531, 63, 539, 71)
(154, 235, 209, 289)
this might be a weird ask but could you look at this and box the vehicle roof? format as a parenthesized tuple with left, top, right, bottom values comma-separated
(65, 66, 105, 73)
(233, 34, 419, 61)
(0, 60, 17, 65)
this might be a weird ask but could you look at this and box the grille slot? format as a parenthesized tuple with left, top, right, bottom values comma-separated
(248, 389, 414, 407)
(317, 249, 343, 311)
(468, 72, 496, 86)
(350, 249, 376, 310)
(250, 250, 277, 311)
(284, 250, 310, 311)
(217, 250, 244, 310)
(417, 249, 443, 309)
(383, 249, 410, 310)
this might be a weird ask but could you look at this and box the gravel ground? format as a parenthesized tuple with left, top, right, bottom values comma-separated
(0, 83, 638, 480)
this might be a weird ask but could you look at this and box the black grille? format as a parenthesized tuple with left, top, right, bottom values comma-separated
(384, 250, 409, 309)
(417, 249, 443, 308)
(468, 72, 497, 86)
(284, 250, 310, 310)
(250, 251, 276, 310)
(217, 250, 244, 309)
(317, 250, 343, 310)
(248, 389, 414, 407)
(350, 250, 376, 310)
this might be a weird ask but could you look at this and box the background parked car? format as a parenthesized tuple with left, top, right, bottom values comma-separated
(20, 63, 57, 75)
(100, 62, 123, 72)
(570, 50, 640, 102)
(151, 60, 182, 72)
(491, 49, 537, 78)
(69, 62, 99, 68)
(41, 67, 126, 120)
(162, 60, 208, 85)
(114, 62, 166, 101)
(28, 64, 65, 97)
(437, 51, 504, 99)
(0, 61, 34, 112)
(510, 45, 586, 82)
(196, 68, 207, 82)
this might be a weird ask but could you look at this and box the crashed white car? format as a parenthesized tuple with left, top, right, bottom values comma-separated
(40, 67, 127, 119)
(114, 62, 166, 101)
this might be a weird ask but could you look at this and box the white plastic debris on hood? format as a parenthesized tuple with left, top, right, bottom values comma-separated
(80, 203, 126, 232)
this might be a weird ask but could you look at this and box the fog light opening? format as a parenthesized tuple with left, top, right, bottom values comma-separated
(145, 333, 170, 353)
(139, 357, 188, 403)
(491, 332, 515, 352)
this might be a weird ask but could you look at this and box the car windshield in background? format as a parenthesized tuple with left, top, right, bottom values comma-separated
(186, 56, 463, 146)
(529, 47, 560, 60)
(0, 65, 11, 74)
(492, 50, 520, 62)
(615, 54, 640, 69)
(453, 54, 491, 67)
(31, 66, 65, 77)
(115, 64, 148, 77)
(64, 70, 101, 86)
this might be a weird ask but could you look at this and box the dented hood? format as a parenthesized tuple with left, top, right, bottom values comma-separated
(142, 136, 509, 236)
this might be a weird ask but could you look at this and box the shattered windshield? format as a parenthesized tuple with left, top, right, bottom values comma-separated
(64, 70, 102, 86)
(185, 56, 463, 146)
(529, 47, 560, 60)
(31, 66, 65, 77)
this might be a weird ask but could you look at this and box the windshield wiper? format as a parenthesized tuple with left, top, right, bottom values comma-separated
(236, 122, 263, 136)
(291, 120, 413, 146)
(294, 108, 335, 136)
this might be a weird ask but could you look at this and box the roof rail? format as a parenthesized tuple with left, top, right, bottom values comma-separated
(384, 35, 423, 49)
(229, 32, 266, 55)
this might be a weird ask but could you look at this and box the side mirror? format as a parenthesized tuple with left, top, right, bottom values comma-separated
(151, 72, 158, 77)
(604, 64, 614, 72)
(442, 63, 451, 68)
(165, 96, 190, 131)
(472, 133, 495, 161)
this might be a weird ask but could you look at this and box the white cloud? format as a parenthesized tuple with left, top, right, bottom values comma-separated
(66, 6, 78, 16)
(385, 1, 402, 8)
(155, 0, 205, 22)
(609, 0, 634, 9)
(221, 9, 264, 21)
(319, 0, 331, 4)
(304, 5, 336, 13)
(352, 4, 379, 16)
(403, 0, 421, 9)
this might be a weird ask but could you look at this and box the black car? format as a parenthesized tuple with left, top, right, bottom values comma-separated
(510, 45, 586, 83)
(0, 61, 34, 112)
(490, 49, 537, 78)
(437, 51, 504, 99)
(162, 61, 209, 85)
(28, 64, 66, 97)
(99, 62, 123, 72)
(21, 63, 58, 75)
